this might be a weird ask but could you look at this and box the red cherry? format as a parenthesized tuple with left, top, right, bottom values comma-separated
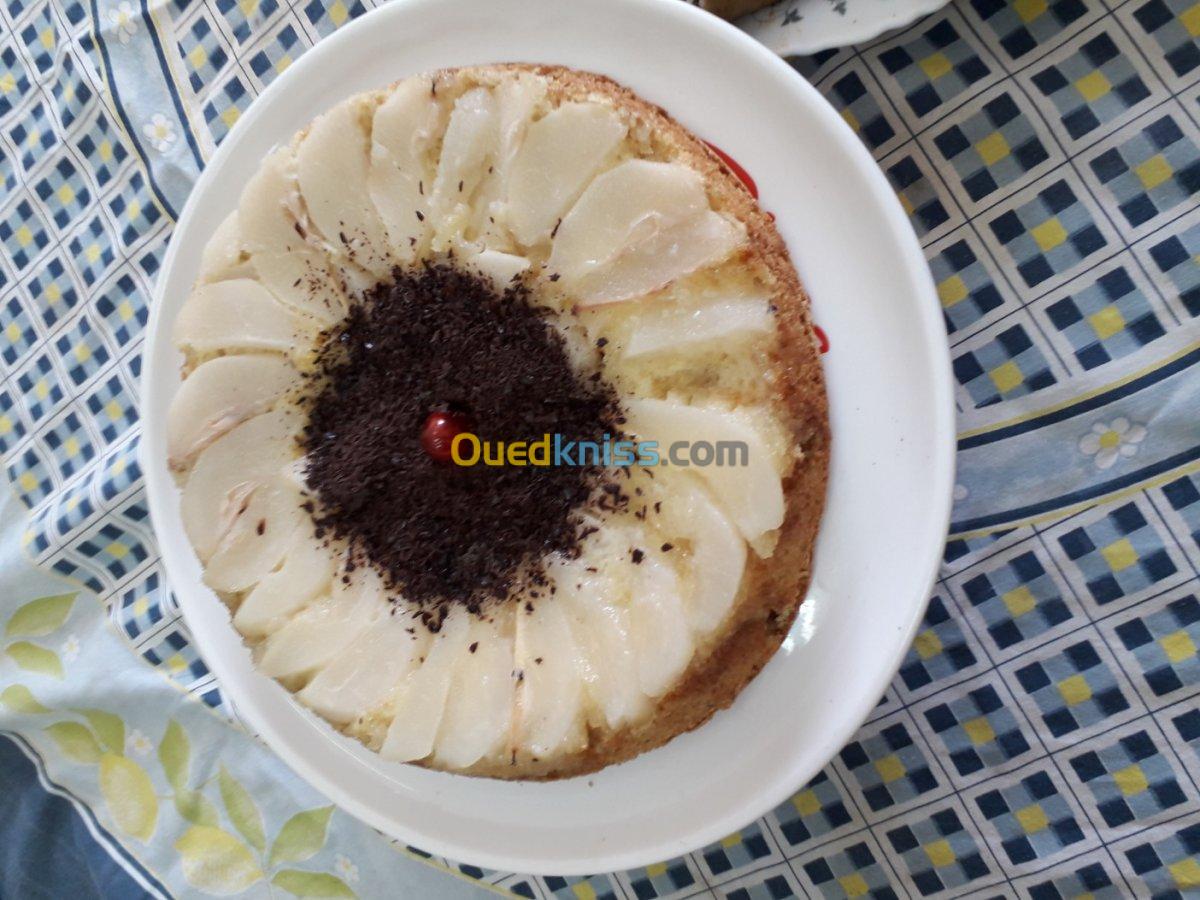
(704, 141, 758, 199)
(421, 411, 471, 463)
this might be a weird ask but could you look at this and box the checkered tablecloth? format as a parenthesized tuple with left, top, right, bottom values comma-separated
(0, 0, 1198, 896)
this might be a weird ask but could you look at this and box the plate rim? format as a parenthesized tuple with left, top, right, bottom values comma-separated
(140, 0, 955, 874)
(741, 0, 953, 56)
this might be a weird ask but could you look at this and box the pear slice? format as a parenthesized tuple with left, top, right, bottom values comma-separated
(380, 607, 472, 762)
(198, 211, 253, 283)
(653, 471, 746, 636)
(295, 96, 392, 278)
(257, 571, 387, 680)
(512, 593, 587, 759)
(462, 248, 529, 290)
(549, 539, 649, 731)
(233, 530, 337, 638)
(624, 295, 772, 359)
(432, 607, 516, 769)
(238, 145, 347, 326)
(506, 102, 626, 246)
(428, 87, 498, 250)
(202, 478, 303, 593)
(621, 398, 784, 547)
(180, 408, 299, 561)
(299, 578, 430, 725)
(368, 77, 442, 262)
(628, 549, 694, 697)
(167, 355, 296, 469)
(173, 279, 320, 358)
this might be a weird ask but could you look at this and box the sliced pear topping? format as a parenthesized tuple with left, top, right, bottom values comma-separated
(433, 607, 516, 769)
(622, 398, 784, 548)
(513, 595, 587, 759)
(368, 77, 442, 262)
(628, 549, 693, 698)
(462, 248, 529, 290)
(654, 472, 746, 636)
(257, 573, 387, 680)
(506, 102, 626, 246)
(181, 408, 299, 561)
(548, 160, 744, 304)
(173, 279, 320, 358)
(550, 545, 649, 731)
(233, 531, 337, 638)
(428, 87, 498, 250)
(198, 211, 253, 283)
(380, 607, 472, 762)
(299, 582, 430, 725)
(203, 479, 302, 593)
(167, 356, 296, 471)
(238, 146, 347, 325)
(296, 96, 392, 278)
(624, 295, 772, 359)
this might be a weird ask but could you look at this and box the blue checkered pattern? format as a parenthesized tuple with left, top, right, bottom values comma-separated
(969, 0, 1088, 61)
(53, 314, 109, 386)
(839, 721, 940, 812)
(15, 352, 65, 423)
(960, 550, 1073, 650)
(8, 444, 53, 506)
(1146, 217, 1200, 317)
(25, 253, 81, 328)
(1, 295, 38, 367)
(877, 17, 993, 118)
(801, 840, 899, 899)
(1, 196, 51, 270)
(1090, 114, 1200, 229)
(1070, 728, 1189, 829)
(40, 410, 95, 480)
(0, 45, 33, 118)
(886, 155, 951, 237)
(700, 821, 774, 878)
(885, 807, 991, 895)
(215, 0, 282, 45)
(33, 156, 91, 231)
(94, 275, 148, 348)
(1044, 266, 1167, 369)
(302, 0, 367, 37)
(1056, 500, 1179, 607)
(622, 857, 697, 899)
(115, 569, 173, 641)
(1113, 593, 1200, 699)
(66, 213, 115, 285)
(1160, 472, 1200, 553)
(988, 178, 1108, 288)
(932, 238, 1008, 334)
(0, 387, 28, 456)
(1030, 30, 1154, 143)
(201, 72, 252, 145)
(827, 69, 896, 154)
(1024, 859, 1125, 899)
(17, 2, 56, 74)
(975, 769, 1086, 865)
(140, 626, 211, 686)
(8, 99, 58, 174)
(899, 594, 979, 694)
(772, 770, 854, 848)
(177, 14, 229, 94)
(924, 681, 1033, 778)
(50, 53, 93, 129)
(953, 322, 1058, 406)
(725, 870, 799, 900)
(108, 171, 163, 248)
(1014, 639, 1132, 737)
(83, 373, 138, 447)
(247, 22, 304, 89)
(1170, 705, 1200, 764)
(1122, 820, 1200, 898)
(1132, 0, 1200, 81)
(73, 110, 130, 189)
(932, 92, 1049, 203)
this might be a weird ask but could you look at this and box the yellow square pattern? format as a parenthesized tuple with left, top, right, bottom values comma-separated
(1003, 585, 1037, 618)
(18, 471, 37, 493)
(924, 839, 955, 868)
(875, 754, 907, 783)
(792, 789, 821, 817)
(1058, 674, 1092, 706)
(329, 0, 349, 26)
(1180, 3, 1200, 38)
(938, 274, 969, 308)
(841, 108, 860, 132)
(187, 45, 207, 69)
(1089, 305, 1126, 341)
(1014, 0, 1048, 22)
(1112, 763, 1149, 796)
(1136, 154, 1174, 191)
(914, 629, 943, 660)
(571, 884, 597, 900)
(1169, 856, 1200, 889)
(990, 360, 1024, 393)
(920, 52, 953, 80)
(1101, 537, 1138, 572)
(976, 131, 1011, 166)
(1160, 630, 1197, 664)
(5, 322, 20, 342)
(1075, 70, 1112, 102)
(1032, 217, 1069, 251)
(1015, 803, 1049, 834)
(840, 874, 870, 898)
(963, 717, 995, 746)
(104, 541, 128, 560)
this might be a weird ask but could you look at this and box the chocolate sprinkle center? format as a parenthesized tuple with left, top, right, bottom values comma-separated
(300, 264, 621, 611)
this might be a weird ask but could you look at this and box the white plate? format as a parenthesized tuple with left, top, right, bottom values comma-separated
(142, 0, 954, 875)
(739, 0, 951, 56)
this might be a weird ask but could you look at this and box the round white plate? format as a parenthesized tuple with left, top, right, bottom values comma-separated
(739, 0, 951, 56)
(142, 0, 954, 875)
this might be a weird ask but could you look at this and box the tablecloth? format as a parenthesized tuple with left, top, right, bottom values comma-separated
(0, 0, 1198, 896)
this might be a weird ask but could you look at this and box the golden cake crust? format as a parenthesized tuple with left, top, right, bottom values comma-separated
(412, 64, 832, 780)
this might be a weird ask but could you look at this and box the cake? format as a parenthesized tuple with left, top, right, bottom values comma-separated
(167, 64, 829, 779)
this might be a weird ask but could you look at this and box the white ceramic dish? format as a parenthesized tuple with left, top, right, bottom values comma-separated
(739, 0, 952, 56)
(142, 0, 954, 875)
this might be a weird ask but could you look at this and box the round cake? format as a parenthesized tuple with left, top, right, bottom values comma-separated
(168, 64, 829, 779)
